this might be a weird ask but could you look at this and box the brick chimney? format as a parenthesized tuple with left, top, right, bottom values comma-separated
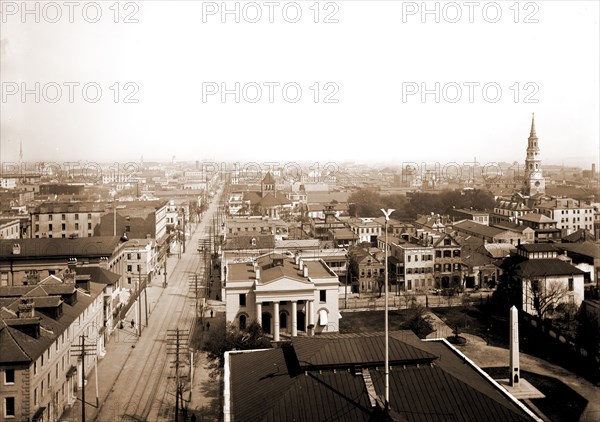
(17, 298, 34, 318)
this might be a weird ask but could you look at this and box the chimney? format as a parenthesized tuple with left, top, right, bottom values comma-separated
(299, 260, 304, 271)
(303, 265, 309, 278)
(295, 253, 300, 265)
(255, 267, 260, 280)
(18, 298, 34, 318)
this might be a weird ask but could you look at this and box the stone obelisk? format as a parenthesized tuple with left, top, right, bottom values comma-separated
(509, 305, 520, 387)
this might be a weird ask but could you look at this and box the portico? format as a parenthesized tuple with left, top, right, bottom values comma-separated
(225, 253, 341, 340)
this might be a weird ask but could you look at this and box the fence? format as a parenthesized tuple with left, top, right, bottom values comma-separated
(340, 292, 491, 311)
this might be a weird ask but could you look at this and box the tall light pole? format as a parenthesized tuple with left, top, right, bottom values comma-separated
(381, 208, 394, 409)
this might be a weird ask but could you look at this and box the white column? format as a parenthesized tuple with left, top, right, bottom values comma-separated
(308, 300, 314, 336)
(273, 301, 280, 341)
(291, 301, 298, 337)
(256, 302, 262, 327)
(509, 305, 520, 386)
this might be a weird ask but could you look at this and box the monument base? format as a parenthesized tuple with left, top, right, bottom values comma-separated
(497, 378, 545, 399)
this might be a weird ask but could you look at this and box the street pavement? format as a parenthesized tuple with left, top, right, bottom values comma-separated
(59, 191, 223, 422)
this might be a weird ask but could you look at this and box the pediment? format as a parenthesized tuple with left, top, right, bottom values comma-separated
(255, 276, 313, 293)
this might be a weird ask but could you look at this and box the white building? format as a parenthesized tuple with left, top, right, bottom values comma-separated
(536, 198, 595, 236)
(225, 253, 340, 340)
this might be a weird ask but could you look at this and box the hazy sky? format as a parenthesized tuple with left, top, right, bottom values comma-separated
(1, 1, 598, 168)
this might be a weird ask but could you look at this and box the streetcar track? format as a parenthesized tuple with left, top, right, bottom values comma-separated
(94, 194, 221, 421)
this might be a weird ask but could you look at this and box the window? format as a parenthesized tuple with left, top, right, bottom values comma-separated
(75, 214, 79, 220)
(48, 214, 53, 221)
(127, 253, 131, 260)
(568, 278, 574, 292)
(319, 290, 326, 303)
(88, 222, 92, 230)
(239, 294, 246, 307)
(75, 223, 79, 230)
(127, 265, 132, 272)
(4, 369, 15, 384)
(49, 224, 53, 231)
(435, 251, 441, 258)
(4, 397, 15, 417)
(61, 214, 66, 220)
(88, 213, 92, 219)
(532, 280, 540, 292)
(137, 253, 141, 260)
(137, 265, 141, 272)
(34, 387, 38, 406)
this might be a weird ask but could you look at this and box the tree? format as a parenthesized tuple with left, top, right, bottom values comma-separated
(203, 320, 272, 371)
(526, 278, 569, 320)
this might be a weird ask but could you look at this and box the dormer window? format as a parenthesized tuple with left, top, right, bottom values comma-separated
(251, 238, 256, 246)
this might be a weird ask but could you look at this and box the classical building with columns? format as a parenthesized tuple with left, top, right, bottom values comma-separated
(224, 252, 340, 340)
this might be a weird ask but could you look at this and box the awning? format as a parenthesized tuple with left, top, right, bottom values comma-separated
(319, 309, 328, 326)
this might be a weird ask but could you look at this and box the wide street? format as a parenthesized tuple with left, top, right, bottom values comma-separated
(60, 189, 222, 422)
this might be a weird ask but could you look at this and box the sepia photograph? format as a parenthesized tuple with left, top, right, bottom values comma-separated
(0, 1, 599, 421)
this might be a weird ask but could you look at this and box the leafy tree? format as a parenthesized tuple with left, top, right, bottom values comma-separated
(203, 320, 272, 370)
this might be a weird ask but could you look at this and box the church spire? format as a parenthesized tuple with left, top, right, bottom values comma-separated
(530, 113, 536, 138)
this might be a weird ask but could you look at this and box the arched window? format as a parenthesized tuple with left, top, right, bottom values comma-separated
(239, 314, 247, 330)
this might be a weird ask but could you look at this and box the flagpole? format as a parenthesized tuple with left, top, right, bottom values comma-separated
(381, 208, 394, 409)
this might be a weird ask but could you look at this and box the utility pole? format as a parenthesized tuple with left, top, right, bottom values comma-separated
(71, 335, 96, 422)
(167, 329, 189, 422)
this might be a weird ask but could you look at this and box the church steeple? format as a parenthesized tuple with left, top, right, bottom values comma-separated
(523, 113, 545, 196)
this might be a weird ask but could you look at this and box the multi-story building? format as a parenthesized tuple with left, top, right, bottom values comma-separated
(536, 198, 595, 236)
(498, 243, 585, 317)
(388, 238, 434, 292)
(432, 233, 465, 289)
(225, 253, 340, 340)
(0, 219, 20, 240)
(0, 273, 109, 421)
(347, 217, 382, 245)
(453, 220, 528, 246)
(516, 213, 561, 243)
(491, 198, 532, 225)
(30, 202, 107, 239)
(224, 217, 289, 241)
(348, 247, 385, 294)
(451, 208, 490, 225)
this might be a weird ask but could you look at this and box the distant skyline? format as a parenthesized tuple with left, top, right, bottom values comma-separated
(1, 1, 598, 167)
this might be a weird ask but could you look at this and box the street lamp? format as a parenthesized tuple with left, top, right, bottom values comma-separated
(380, 208, 394, 409)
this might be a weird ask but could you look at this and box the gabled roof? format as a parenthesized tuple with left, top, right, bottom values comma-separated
(0, 324, 30, 364)
(556, 242, 600, 259)
(562, 229, 595, 243)
(73, 266, 121, 285)
(453, 220, 505, 238)
(517, 213, 556, 223)
(258, 193, 292, 208)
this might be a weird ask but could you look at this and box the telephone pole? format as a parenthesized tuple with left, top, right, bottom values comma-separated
(167, 329, 189, 422)
(71, 335, 96, 422)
